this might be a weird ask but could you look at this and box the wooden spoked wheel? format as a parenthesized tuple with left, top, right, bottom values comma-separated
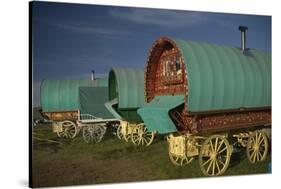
(92, 125, 106, 143)
(82, 127, 92, 143)
(169, 151, 194, 166)
(116, 124, 123, 140)
(83, 125, 106, 143)
(199, 135, 231, 176)
(123, 130, 131, 142)
(57, 121, 78, 139)
(131, 124, 155, 146)
(246, 130, 269, 164)
(116, 124, 132, 142)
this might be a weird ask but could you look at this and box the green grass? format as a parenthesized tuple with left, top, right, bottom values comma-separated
(32, 124, 271, 187)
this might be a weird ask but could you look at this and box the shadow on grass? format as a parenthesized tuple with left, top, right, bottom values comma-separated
(228, 147, 246, 169)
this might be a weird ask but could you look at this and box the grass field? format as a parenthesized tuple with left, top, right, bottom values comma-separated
(32, 124, 271, 187)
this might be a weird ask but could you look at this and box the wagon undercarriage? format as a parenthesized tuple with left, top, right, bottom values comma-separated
(116, 120, 155, 146)
(167, 127, 271, 176)
(49, 112, 119, 143)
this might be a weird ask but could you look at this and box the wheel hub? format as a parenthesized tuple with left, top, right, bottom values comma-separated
(210, 152, 217, 160)
(253, 144, 259, 151)
(138, 130, 144, 137)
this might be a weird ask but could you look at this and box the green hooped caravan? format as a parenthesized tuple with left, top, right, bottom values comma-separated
(105, 67, 156, 146)
(137, 35, 271, 176)
(40, 76, 117, 142)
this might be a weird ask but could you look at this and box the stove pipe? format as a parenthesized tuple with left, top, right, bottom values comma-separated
(91, 70, 95, 80)
(238, 25, 248, 52)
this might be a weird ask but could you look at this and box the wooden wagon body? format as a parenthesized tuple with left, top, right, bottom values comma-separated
(40, 78, 119, 142)
(137, 36, 271, 176)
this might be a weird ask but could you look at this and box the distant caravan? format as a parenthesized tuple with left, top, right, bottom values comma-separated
(105, 67, 155, 146)
(40, 75, 119, 143)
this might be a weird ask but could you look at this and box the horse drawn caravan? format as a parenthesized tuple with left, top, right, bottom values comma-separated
(138, 35, 271, 176)
(105, 67, 155, 146)
(41, 77, 119, 143)
(39, 26, 271, 177)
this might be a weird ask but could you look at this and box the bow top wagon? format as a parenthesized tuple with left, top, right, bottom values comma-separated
(105, 67, 156, 145)
(40, 74, 118, 142)
(138, 28, 271, 176)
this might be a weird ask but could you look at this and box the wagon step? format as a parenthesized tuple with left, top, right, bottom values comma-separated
(170, 110, 185, 131)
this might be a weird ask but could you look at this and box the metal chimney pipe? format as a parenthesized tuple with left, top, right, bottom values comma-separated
(238, 25, 248, 52)
(91, 70, 95, 80)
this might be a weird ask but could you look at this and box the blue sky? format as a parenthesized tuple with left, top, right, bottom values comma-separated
(32, 1, 271, 107)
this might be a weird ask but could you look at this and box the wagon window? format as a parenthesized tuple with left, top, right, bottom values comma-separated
(159, 49, 183, 85)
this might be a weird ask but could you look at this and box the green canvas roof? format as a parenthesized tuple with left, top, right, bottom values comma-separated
(108, 67, 145, 109)
(79, 87, 114, 119)
(106, 67, 145, 122)
(173, 38, 271, 112)
(146, 37, 271, 113)
(41, 78, 107, 112)
(137, 95, 185, 134)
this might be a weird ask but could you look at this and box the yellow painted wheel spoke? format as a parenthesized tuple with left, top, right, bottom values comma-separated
(258, 132, 262, 142)
(255, 132, 258, 144)
(257, 151, 262, 161)
(248, 147, 255, 152)
(212, 160, 216, 176)
(217, 140, 224, 152)
(180, 158, 184, 165)
(140, 138, 143, 145)
(206, 160, 214, 173)
(215, 160, 221, 174)
(218, 159, 225, 167)
(143, 137, 148, 144)
(259, 138, 265, 146)
(210, 139, 215, 153)
(214, 137, 218, 152)
(202, 158, 212, 167)
(218, 146, 227, 154)
(250, 150, 256, 160)
(137, 137, 141, 145)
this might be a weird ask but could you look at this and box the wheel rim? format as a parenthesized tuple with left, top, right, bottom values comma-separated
(246, 131, 269, 163)
(116, 125, 123, 140)
(56, 130, 63, 137)
(123, 132, 131, 142)
(131, 125, 155, 146)
(169, 151, 193, 166)
(60, 121, 77, 139)
(92, 125, 106, 143)
(131, 126, 140, 144)
(82, 127, 92, 143)
(199, 135, 231, 176)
